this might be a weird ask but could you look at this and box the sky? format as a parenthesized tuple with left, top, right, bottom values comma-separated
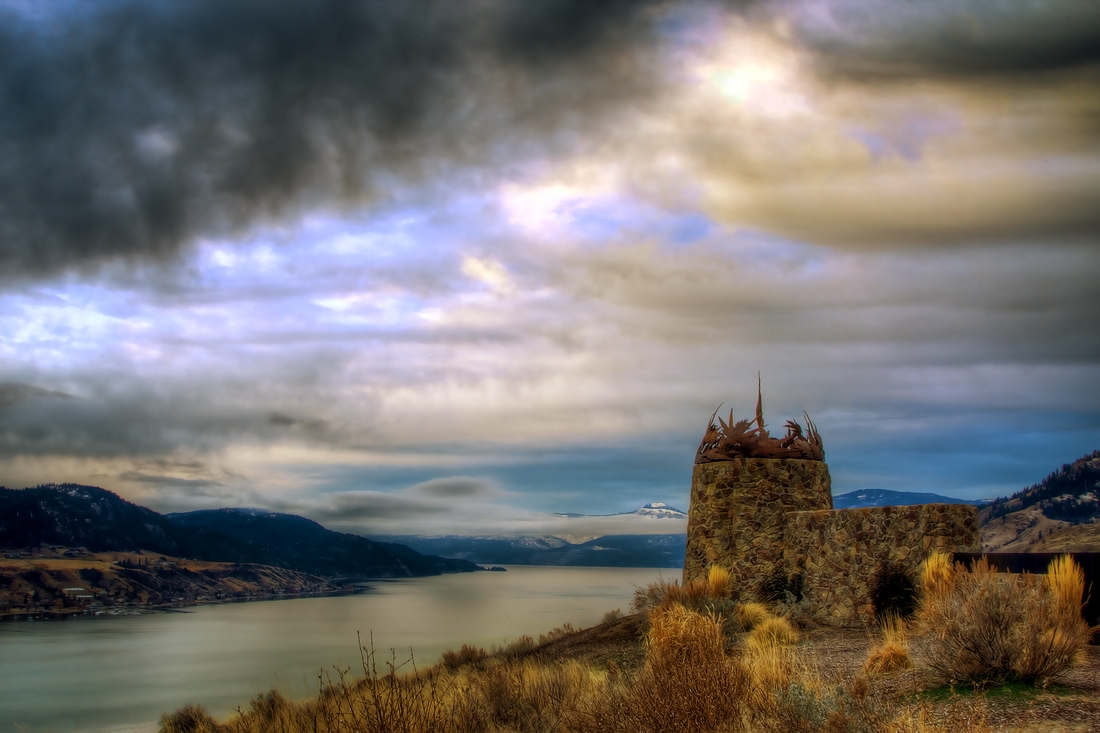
(1, 0, 1098, 538)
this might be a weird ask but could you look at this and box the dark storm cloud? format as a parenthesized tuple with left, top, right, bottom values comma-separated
(305, 490, 453, 522)
(0, 0, 666, 281)
(408, 476, 497, 498)
(0, 377, 342, 459)
(792, 0, 1100, 80)
(268, 412, 328, 435)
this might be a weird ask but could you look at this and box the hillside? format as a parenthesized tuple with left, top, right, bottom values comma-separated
(0, 546, 343, 617)
(983, 451, 1100, 524)
(979, 451, 1100, 552)
(0, 485, 479, 578)
(166, 508, 479, 577)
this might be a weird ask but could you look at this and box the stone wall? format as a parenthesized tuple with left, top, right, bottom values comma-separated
(683, 458, 832, 599)
(784, 504, 980, 626)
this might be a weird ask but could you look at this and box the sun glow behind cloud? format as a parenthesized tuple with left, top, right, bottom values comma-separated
(0, 0, 1098, 535)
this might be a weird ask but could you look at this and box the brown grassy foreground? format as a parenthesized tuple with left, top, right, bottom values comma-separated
(161, 561, 1099, 733)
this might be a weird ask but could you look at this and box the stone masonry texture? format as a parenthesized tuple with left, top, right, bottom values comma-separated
(682, 457, 980, 626)
(683, 458, 832, 599)
(786, 505, 979, 626)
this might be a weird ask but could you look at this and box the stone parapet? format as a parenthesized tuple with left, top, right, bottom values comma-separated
(785, 504, 980, 626)
(683, 458, 832, 599)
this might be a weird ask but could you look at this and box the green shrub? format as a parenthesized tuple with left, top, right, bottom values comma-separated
(758, 568, 803, 604)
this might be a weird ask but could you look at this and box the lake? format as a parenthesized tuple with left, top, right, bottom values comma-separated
(0, 565, 673, 733)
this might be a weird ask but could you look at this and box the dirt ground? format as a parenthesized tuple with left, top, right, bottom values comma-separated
(527, 614, 1100, 732)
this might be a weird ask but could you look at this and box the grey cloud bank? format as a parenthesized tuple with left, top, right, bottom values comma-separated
(0, 0, 665, 280)
(0, 0, 1097, 535)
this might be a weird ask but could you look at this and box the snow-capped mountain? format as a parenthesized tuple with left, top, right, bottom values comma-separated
(633, 502, 688, 519)
(554, 502, 688, 519)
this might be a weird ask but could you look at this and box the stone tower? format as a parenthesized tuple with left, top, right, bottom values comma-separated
(682, 385, 980, 625)
(682, 386, 831, 599)
(684, 457, 832, 599)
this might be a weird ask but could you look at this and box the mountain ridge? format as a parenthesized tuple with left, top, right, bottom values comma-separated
(832, 489, 989, 510)
(0, 485, 478, 578)
(380, 533, 686, 568)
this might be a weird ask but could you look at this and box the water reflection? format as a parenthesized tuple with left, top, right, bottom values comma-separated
(0, 566, 672, 733)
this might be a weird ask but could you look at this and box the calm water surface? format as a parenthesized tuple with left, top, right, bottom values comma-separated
(0, 565, 673, 733)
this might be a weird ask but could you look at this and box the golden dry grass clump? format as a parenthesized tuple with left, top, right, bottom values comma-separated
(862, 614, 912, 676)
(706, 564, 732, 599)
(919, 551, 955, 604)
(746, 615, 799, 650)
(736, 601, 772, 632)
(661, 566, 732, 609)
(590, 604, 751, 733)
(914, 553, 1091, 687)
(631, 565, 733, 616)
(644, 602, 728, 666)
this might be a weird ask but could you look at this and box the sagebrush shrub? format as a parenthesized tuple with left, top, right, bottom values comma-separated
(914, 554, 1091, 686)
(441, 643, 488, 669)
(159, 704, 220, 733)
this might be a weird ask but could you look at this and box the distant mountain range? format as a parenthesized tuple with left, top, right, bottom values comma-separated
(554, 502, 688, 520)
(832, 489, 989, 510)
(0, 485, 479, 578)
(380, 533, 687, 568)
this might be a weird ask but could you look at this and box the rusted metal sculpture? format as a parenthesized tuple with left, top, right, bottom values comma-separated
(695, 377, 824, 463)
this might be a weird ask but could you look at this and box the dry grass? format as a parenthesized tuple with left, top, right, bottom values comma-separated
(863, 614, 913, 675)
(747, 615, 799, 650)
(737, 600, 774, 633)
(160, 605, 1001, 733)
(579, 604, 752, 733)
(914, 554, 1092, 687)
(919, 552, 954, 602)
(644, 603, 726, 664)
(706, 564, 732, 598)
(630, 565, 733, 617)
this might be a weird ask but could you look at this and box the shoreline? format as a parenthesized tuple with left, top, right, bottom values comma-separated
(0, 584, 369, 621)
